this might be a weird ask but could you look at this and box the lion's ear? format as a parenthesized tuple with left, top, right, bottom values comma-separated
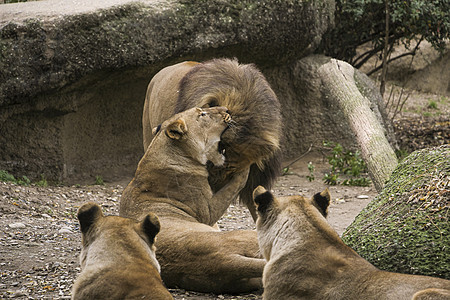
(253, 186, 274, 214)
(165, 119, 187, 140)
(313, 189, 331, 218)
(142, 212, 160, 245)
(77, 202, 104, 234)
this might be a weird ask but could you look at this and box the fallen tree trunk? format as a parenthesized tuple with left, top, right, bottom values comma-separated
(317, 58, 398, 191)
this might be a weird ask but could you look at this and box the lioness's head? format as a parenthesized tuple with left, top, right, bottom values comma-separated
(153, 106, 231, 166)
(252, 186, 331, 260)
(77, 202, 161, 272)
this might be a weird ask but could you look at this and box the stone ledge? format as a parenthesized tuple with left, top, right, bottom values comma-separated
(0, 0, 334, 106)
(0, 0, 336, 183)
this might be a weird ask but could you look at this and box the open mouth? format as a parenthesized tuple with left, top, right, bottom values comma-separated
(220, 113, 231, 137)
(218, 111, 231, 155)
(218, 141, 226, 156)
(223, 112, 232, 124)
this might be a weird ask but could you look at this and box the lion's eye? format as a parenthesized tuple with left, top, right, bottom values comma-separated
(200, 111, 207, 117)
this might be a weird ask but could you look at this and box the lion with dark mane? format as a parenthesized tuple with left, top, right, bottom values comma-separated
(142, 58, 282, 220)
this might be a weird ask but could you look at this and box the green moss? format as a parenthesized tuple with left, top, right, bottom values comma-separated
(343, 145, 450, 279)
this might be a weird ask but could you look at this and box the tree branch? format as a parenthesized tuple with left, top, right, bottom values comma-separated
(379, 0, 390, 98)
(353, 44, 385, 69)
(366, 51, 417, 76)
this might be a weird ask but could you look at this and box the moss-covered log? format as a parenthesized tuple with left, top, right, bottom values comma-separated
(343, 145, 450, 279)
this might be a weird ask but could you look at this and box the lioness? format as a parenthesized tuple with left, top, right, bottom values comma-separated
(142, 58, 282, 221)
(252, 186, 450, 300)
(120, 107, 265, 293)
(72, 202, 173, 300)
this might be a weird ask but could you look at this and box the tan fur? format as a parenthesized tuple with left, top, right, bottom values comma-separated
(142, 58, 282, 221)
(253, 186, 450, 300)
(120, 107, 265, 293)
(72, 202, 172, 300)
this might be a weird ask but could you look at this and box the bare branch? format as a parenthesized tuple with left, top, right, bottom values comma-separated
(367, 51, 417, 76)
(353, 44, 385, 69)
(380, 0, 391, 98)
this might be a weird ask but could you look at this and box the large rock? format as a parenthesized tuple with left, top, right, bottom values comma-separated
(0, 0, 335, 183)
(343, 145, 450, 279)
(265, 55, 395, 161)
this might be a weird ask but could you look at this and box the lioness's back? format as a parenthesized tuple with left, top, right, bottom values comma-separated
(73, 267, 170, 300)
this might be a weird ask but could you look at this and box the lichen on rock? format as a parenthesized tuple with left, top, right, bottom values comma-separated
(343, 145, 449, 279)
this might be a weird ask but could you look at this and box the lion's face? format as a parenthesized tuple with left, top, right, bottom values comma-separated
(155, 106, 231, 166)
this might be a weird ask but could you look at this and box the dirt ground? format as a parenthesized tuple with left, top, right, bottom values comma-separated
(0, 152, 377, 299)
